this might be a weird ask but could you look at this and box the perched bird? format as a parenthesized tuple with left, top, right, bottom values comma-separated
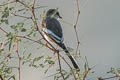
(40, 9, 79, 70)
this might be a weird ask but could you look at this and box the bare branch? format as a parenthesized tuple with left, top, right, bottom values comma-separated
(57, 51, 65, 80)
(17, 0, 31, 9)
(74, 0, 81, 56)
(0, 27, 8, 34)
(0, 75, 3, 80)
(11, 12, 32, 19)
(16, 38, 21, 80)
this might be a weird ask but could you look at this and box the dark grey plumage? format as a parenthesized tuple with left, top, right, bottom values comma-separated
(45, 18, 63, 41)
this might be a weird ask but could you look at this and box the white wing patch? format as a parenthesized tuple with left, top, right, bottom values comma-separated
(42, 28, 64, 43)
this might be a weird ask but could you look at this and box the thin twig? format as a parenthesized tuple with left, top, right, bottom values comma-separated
(98, 75, 118, 80)
(0, 9, 32, 20)
(11, 12, 32, 19)
(0, 75, 3, 80)
(16, 35, 55, 51)
(32, 0, 36, 7)
(102, 76, 117, 80)
(0, 27, 8, 34)
(99, 74, 120, 80)
(83, 56, 92, 80)
(0, 0, 16, 6)
(75, 0, 80, 27)
(74, 0, 81, 56)
(57, 51, 65, 80)
(17, 0, 31, 9)
(60, 55, 77, 80)
(16, 38, 21, 80)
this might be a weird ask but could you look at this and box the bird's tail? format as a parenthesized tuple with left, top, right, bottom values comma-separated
(58, 43, 80, 70)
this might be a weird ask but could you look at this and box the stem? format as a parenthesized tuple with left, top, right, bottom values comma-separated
(0, 75, 3, 80)
(74, 0, 80, 56)
(16, 39, 21, 80)
(57, 51, 65, 80)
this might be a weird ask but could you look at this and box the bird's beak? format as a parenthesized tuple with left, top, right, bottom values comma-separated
(59, 15, 62, 19)
(57, 12, 62, 19)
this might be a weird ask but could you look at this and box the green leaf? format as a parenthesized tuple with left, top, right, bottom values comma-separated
(17, 23, 24, 28)
(10, 22, 24, 32)
(5, 33, 16, 50)
(16, 23, 24, 30)
(10, 25, 16, 29)
(1, 19, 9, 24)
(98, 77, 104, 80)
(2, 12, 9, 18)
(39, 64, 44, 68)
(21, 28, 26, 32)
(44, 68, 49, 74)
(117, 68, 120, 73)
(33, 56, 44, 62)
(4, 19, 8, 24)
(0, 20, 2, 25)
(27, 26, 35, 36)
(32, 64, 38, 68)
(33, 56, 44, 61)
(47, 60, 55, 64)
(2, 7, 9, 18)
(84, 62, 87, 72)
(27, 53, 32, 59)
(107, 67, 115, 74)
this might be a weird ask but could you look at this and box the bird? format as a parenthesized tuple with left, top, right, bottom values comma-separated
(40, 9, 79, 70)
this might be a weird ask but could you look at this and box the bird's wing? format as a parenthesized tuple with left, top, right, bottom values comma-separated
(43, 18, 64, 43)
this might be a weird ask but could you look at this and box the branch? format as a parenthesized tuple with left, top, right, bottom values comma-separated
(16, 38, 21, 80)
(0, 27, 8, 34)
(75, 0, 80, 27)
(16, 35, 55, 51)
(74, 0, 81, 56)
(59, 55, 77, 80)
(101, 76, 117, 80)
(0, 9, 32, 20)
(0, 75, 3, 80)
(16, 0, 31, 9)
(11, 12, 32, 19)
(98, 74, 120, 80)
(83, 56, 92, 80)
(57, 51, 65, 80)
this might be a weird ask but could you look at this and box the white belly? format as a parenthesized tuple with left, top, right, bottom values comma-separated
(41, 31, 57, 46)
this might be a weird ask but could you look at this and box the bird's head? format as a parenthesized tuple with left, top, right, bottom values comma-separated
(46, 9, 62, 19)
